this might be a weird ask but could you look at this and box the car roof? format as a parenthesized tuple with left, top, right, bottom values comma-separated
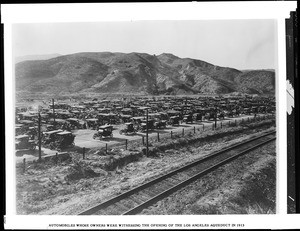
(86, 118, 98, 121)
(15, 135, 29, 139)
(18, 120, 35, 124)
(57, 131, 73, 135)
(99, 125, 113, 129)
(43, 129, 63, 134)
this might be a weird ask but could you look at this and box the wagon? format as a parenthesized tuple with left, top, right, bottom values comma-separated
(93, 125, 113, 139)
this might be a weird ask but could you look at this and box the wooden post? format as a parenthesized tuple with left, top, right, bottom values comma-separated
(125, 139, 128, 150)
(214, 113, 217, 129)
(157, 132, 160, 142)
(56, 152, 58, 164)
(194, 126, 196, 134)
(146, 108, 149, 157)
(83, 147, 85, 159)
(38, 113, 42, 162)
(171, 131, 173, 138)
(52, 98, 55, 123)
(235, 119, 237, 126)
(106, 143, 108, 154)
(142, 136, 145, 145)
(22, 158, 26, 174)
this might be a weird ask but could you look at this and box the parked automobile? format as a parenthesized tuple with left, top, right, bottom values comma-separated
(168, 116, 180, 126)
(182, 114, 193, 124)
(52, 131, 75, 150)
(119, 122, 136, 135)
(93, 124, 113, 139)
(15, 135, 36, 150)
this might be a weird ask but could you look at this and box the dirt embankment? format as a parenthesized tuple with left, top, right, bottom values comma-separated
(141, 142, 276, 215)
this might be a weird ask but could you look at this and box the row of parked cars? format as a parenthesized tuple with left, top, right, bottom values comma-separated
(15, 95, 275, 150)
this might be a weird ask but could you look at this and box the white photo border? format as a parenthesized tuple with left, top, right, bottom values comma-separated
(2, 1, 298, 229)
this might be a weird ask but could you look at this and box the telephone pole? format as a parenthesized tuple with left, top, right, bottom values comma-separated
(52, 98, 56, 123)
(38, 113, 42, 161)
(146, 108, 149, 156)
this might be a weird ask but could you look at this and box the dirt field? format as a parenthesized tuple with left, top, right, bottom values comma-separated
(15, 119, 276, 215)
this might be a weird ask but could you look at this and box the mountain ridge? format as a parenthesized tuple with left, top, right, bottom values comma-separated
(15, 52, 275, 96)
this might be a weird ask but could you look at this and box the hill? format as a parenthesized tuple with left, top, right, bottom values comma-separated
(15, 52, 275, 96)
(15, 53, 62, 64)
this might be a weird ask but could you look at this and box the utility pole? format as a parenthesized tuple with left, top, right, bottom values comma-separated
(52, 98, 56, 123)
(38, 113, 42, 161)
(146, 108, 149, 156)
(214, 106, 217, 129)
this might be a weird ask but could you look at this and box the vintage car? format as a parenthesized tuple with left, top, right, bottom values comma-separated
(15, 135, 36, 150)
(52, 131, 75, 150)
(42, 129, 64, 146)
(193, 113, 203, 121)
(204, 112, 216, 121)
(139, 119, 155, 132)
(154, 120, 167, 129)
(93, 124, 113, 139)
(182, 114, 193, 124)
(217, 112, 225, 120)
(120, 114, 132, 123)
(67, 118, 83, 130)
(15, 124, 26, 136)
(42, 130, 75, 150)
(119, 122, 136, 135)
(168, 116, 180, 126)
(86, 118, 99, 130)
(26, 126, 37, 139)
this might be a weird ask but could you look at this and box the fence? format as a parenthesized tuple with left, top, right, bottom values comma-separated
(79, 113, 275, 159)
(20, 114, 275, 172)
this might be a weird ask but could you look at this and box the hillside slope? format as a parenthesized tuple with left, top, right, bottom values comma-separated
(15, 52, 275, 96)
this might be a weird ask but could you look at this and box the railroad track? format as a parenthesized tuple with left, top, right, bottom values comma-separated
(79, 130, 276, 215)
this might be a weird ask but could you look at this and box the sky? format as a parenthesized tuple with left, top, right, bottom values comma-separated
(12, 20, 277, 70)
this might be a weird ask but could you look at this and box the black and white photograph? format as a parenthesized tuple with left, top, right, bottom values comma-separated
(2, 2, 298, 230)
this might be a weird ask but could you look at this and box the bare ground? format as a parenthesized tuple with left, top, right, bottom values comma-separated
(16, 120, 276, 215)
(140, 142, 276, 214)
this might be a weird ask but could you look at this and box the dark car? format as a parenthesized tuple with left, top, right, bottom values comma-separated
(93, 125, 113, 139)
(15, 135, 36, 151)
(119, 122, 136, 135)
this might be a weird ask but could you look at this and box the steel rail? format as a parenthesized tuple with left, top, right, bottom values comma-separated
(123, 134, 276, 215)
(78, 130, 276, 215)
